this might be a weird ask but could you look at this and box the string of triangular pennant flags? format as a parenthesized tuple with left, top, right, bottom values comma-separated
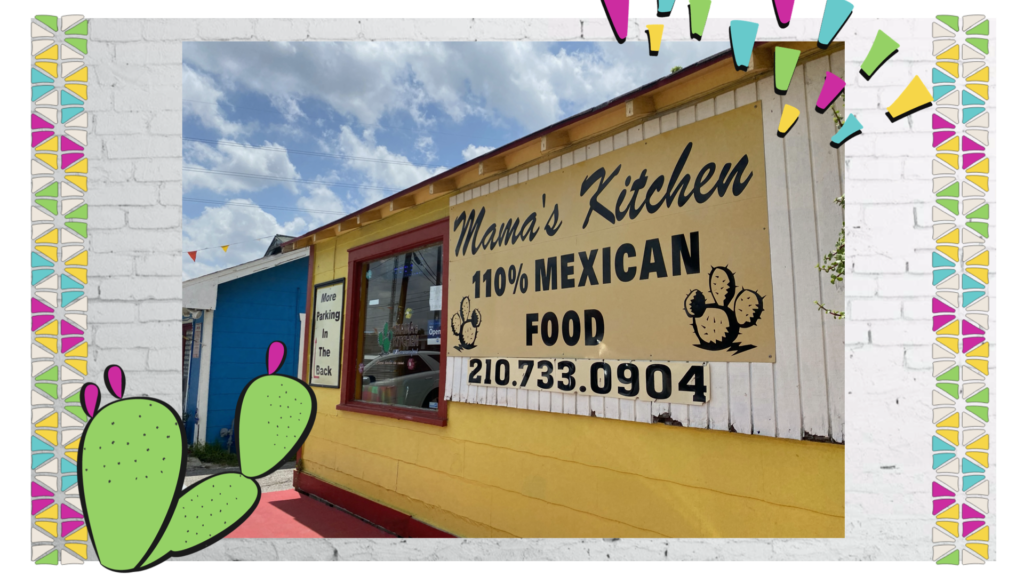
(184, 234, 278, 262)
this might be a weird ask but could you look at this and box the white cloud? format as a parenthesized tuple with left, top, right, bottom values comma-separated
(326, 126, 448, 205)
(461, 144, 495, 162)
(182, 199, 309, 280)
(184, 139, 302, 195)
(182, 65, 249, 137)
(414, 135, 437, 162)
(183, 41, 728, 132)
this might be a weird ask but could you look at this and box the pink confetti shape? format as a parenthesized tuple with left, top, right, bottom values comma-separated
(60, 136, 84, 152)
(61, 504, 83, 520)
(267, 341, 286, 374)
(932, 114, 955, 130)
(932, 482, 955, 498)
(61, 521, 84, 537)
(963, 153, 986, 169)
(61, 153, 84, 170)
(32, 482, 54, 497)
(963, 136, 984, 151)
(32, 499, 54, 515)
(962, 320, 985, 336)
(774, 0, 795, 26)
(932, 298, 955, 314)
(32, 114, 54, 130)
(31, 315, 53, 331)
(105, 365, 125, 399)
(600, 0, 629, 44)
(963, 505, 985, 520)
(61, 319, 84, 336)
(32, 131, 54, 147)
(82, 383, 101, 418)
(61, 337, 84, 354)
(963, 337, 985, 353)
(932, 131, 955, 148)
(963, 521, 985, 537)
(932, 315, 955, 331)
(32, 298, 54, 314)
(932, 499, 955, 515)
(815, 72, 846, 111)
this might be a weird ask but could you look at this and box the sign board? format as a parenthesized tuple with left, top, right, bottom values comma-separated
(447, 102, 775, 364)
(308, 278, 345, 388)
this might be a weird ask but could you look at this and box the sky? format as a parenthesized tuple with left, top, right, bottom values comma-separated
(181, 41, 730, 280)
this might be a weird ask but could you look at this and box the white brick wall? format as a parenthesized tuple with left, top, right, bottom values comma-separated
(84, 16, 995, 561)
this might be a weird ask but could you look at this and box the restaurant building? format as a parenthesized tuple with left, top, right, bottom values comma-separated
(278, 43, 845, 538)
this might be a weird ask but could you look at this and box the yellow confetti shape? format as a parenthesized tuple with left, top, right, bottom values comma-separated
(35, 521, 58, 537)
(64, 451, 78, 462)
(66, 359, 88, 375)
(936, 245, 958, 262)
(937, 45, 959, 60)
(967, 526, 988, 541)
(645, 24, 664, 55)
(66, 544, 88, 558)
(36, 412, 58, 427)
(36, 245, 58, 260)
(966, 268, 988, 284)
(66, 158, 88, 174)
(66, 66, 88, 82)
(778, 105, 800, 135)
(65, 83, 87, 100)
(967, 175, 988, 191)
(966, 251, 988, 266)
(66, 175, 88, 191)
(35, 429, 58, 445)
(966, 359, 988, 376)
(936, 320, 958, 336)
(36, 504, 58, 520)
(967, 342, 989, 358)
(936, 337, 958, 353)
(966, 435, 988, 450)
(66, 267, 88, 285)
(35, 137, 58, 152)
(66, 437, 81, 450)
(966, 67, 989, 82)
(936, 429, 958, 446)
(936, 136, 959, 152)
(35, 45, 58, 60)
(66, 342, 88, 358)
(966, 84, 989, 100)
(66, 527, 88, 542)
(886, 76, 932, 119)
(937, 412, 959, 428)
(936, 229, 959, 244)
(34, 337, 58, 353)
(66, 250, 88, 266)
(967, 158, 989, 174)
(35, 320, 58, 336)
(967, 543, 988, 560)
(966, 451, 989, 468)
(937, 521, 958, 538)
(936, 504, 959, 520)
(936, 61, 958, 78)
(936, 153, 959, 169)
(35, 153, 58, 169)
(36, 61, 58, 77)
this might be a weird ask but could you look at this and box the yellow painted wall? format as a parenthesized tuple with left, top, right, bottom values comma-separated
(301, 194, 843, 538)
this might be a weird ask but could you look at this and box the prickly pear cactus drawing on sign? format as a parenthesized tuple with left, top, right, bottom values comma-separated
(683, 266, 764, 354)
(451, 296, 483, 350)
(77, 342, 316, 571)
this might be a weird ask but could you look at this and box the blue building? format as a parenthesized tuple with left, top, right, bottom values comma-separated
(182, 242, 310, 448)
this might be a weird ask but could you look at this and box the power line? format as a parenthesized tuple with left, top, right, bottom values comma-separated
(183, 167, 403, 192)
(183, 136, 448, 169)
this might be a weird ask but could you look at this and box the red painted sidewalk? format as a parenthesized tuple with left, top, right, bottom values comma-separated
(227, 490, 394, 538)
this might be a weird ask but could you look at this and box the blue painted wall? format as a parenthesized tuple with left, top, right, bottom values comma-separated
(205, 257, 308, 447)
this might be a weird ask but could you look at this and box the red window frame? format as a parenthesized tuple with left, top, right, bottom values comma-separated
(338, 218, 449, 426)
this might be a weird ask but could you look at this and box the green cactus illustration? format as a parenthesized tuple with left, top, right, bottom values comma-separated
(683, 266, 764, 353)
(377, 321, 393, 354)
(78, 341, 316, 571)
(78, 366, 185, 571)
(450, 296, 482, 350)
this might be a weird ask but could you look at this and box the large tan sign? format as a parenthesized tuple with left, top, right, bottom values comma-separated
(447, 102, 775, 363)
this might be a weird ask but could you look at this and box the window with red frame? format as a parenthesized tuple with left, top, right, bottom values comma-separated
(340, 219, 448, 425)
